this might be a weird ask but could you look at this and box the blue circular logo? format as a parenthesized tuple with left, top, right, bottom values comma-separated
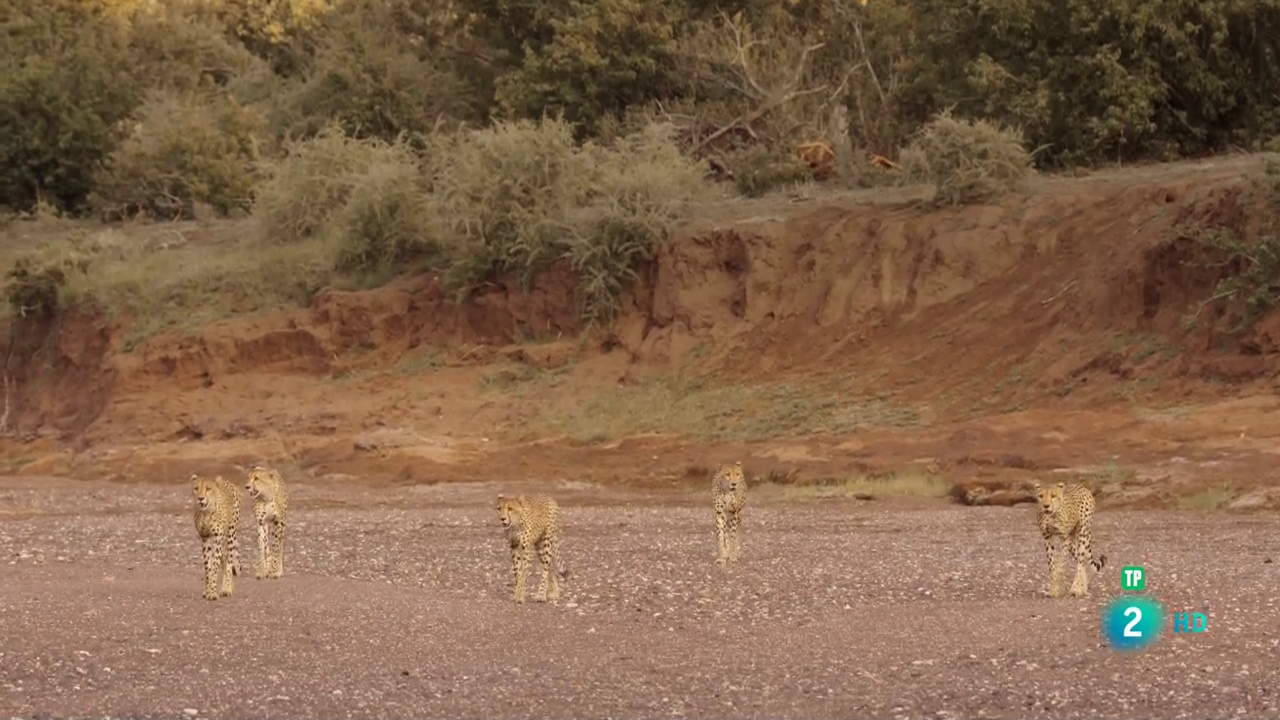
(1102, 596, 1164, 651)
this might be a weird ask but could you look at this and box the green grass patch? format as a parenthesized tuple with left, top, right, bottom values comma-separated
(2, 221, 347, 348)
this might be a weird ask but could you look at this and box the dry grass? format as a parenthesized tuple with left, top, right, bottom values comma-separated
(758, 469, 952, 501)
(536, 375, 920, 443)
(899, 110, 1034, 206)
(0, 218, 342, 347)
(1173, 482, 1240, 510)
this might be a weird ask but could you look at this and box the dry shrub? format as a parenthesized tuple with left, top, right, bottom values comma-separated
(429, 118, 714, 323)
(253, 125, 437, 277)
(124, 1, 268, 94)
(91, 89, 266, 220)
(572, 123, 716, 322)
(253, 125, 422, 243)
(899, 111, 1033, 206)
(722, 145, 813, 198)
(265, 0, 477, 143)
(332, 160, 438, 275)
(428, 119, 590, 295)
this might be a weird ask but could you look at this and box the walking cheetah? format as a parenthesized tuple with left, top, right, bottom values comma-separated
(496, 493, 567, 604)
(1034, 481, 1107, 598)
(245, 465, 289, 580)
(713, 462, 746, 566)
(191, 474, 241, 600)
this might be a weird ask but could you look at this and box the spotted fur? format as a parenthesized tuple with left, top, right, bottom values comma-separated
(191, 474, 241, 600)
(497, 493, 567, 604)
(712, 462, 747, 566)
(1034, 481, 1107, 598)
(245, 466, 289, 580)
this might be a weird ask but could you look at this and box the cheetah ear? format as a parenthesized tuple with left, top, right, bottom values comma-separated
(733, 461, 743, 470)
(1056, 482, 1065, 490)
(714, 463, 725, 473)
(232, 463, 246, 473)
(1029, 480, 1041, 492)
(496, 494, 506, 502)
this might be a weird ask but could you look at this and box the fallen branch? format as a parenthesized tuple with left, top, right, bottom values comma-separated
(1040, 280, 1078, 306)
(1185, 288, 1238, 321)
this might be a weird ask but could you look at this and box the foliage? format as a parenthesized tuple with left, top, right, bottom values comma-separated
(10, 0, 1280, 336)
(267, 0, 478, 143)
(3, 254, 88, 320)
(914, 0, 1280, 166)
(1, 0, 140, 213)
(430, 119, 715, 323)
(91, 90, 267, 220)
(331, 157, 439, 275)
(253, 125, 422, 243)
(723, 145, 813, 198)
(125, 1, 269, 94)
(1184, 171, 1280, 333)
(252, 125, 437, 279)
(493, 0, 685, 139)
(899, 111, 1033, 206)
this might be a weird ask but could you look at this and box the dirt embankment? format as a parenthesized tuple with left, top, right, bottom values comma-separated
(2, 158, 1279, 500)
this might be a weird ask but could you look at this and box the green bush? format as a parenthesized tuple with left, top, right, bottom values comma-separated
(266, 0, 477, 143)
(572, 124, 715, 321)
(429, 118, 714, 322)
(91, 90, 267, 220)
(3, 253, 90, 321)
(1, 0, 140, 213)
(429, 119, 593, 294)
(332, 159, 439, 275)
(493, 0, 686, 139)
(253, 125, 425, 243)
(899, 111, 1033, 206)
(722, 145, 813, 198)
(125, 2, 269, 94)
(253, 125, 438, 277)
(1183, 171, 1280, 333)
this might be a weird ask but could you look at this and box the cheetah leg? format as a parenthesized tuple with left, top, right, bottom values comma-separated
(200, 535, 221, 601)
(1069, 530, 1090, 598)
(269, 517, 286, 579)
(226, 516, 241, 578)
(513, 544, 531, 604)
(541, 537, 562, 601)
(255, 514, 269, 579)
(714, 508, 729, 565)
(535, 539, 552, 603)
(1044, 534, 1064, 598)
(220, 530, 237, 597)
(727, 510, 742, 562)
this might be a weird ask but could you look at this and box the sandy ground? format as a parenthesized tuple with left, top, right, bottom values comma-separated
(2, 477, 1277, 719)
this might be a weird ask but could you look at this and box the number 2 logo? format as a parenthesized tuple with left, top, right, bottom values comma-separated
(1123, 606, 1142, 637)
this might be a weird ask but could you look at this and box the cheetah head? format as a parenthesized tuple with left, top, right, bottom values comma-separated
(191, 474, 216, 511)
(496, 495, 522, 530)
(245, 466, 273, 499)
(1033, 481, 1066, 515)
(719, 462, 746, 492)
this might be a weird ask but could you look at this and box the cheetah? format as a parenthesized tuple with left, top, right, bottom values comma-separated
(245, 465, 289, 580)
(496, 493, 568, 604)
(1034, 481, 1107, 598)
(712, 462, 746, 566)
(191, 474, 242, 600)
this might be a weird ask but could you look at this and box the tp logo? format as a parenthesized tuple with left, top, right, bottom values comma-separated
(1102, 596, 1164, 651)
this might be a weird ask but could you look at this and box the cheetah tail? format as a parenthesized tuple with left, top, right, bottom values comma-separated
(1092, 554, 1107, 573)
(557, 558, 571, 580)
